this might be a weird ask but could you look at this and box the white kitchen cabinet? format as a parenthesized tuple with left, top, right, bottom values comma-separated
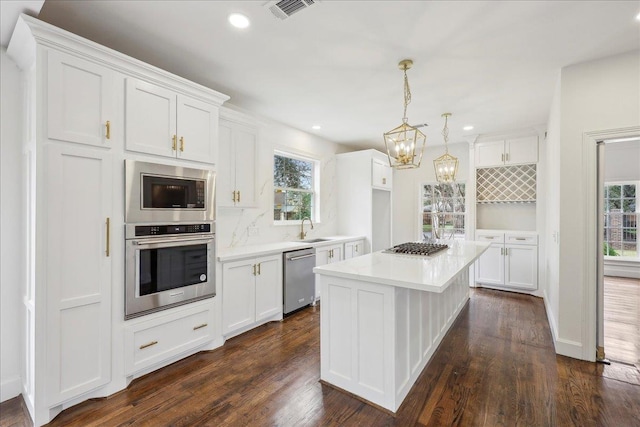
(372, 158, 392, 190)
(125, 78, 219, 163)
(222, 254, 282, 336)
(475, 231, 538, 291)
(45, 143, 113, 405)
(218, 114, 258, 207)
(337, 149, 392, 254)
(344, 239, 365, 259)
(47, 50, 117, 147)
(475, 136, 538, 167)
(124, 301, 215, 376)
(314, 243, 343, 300)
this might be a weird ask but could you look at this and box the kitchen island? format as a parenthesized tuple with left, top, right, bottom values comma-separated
(313, 240, 490, 413)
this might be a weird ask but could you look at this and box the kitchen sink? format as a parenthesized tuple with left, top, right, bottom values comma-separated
(299, 238, 332, 243)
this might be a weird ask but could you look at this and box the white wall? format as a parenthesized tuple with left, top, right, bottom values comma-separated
(546, 50, 640, 360)
(216, 107, 348, 249)
(605, 140, 640, 182)
(1, 48, 24, 402)
(392, 142, 469, 244)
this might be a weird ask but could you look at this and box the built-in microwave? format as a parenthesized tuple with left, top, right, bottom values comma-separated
(125, 160, 215, 223)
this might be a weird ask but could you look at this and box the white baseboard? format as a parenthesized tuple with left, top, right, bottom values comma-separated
(542, 289, 586, 360)
(542, 289, 558, 344)
(0, 375, 21, 403)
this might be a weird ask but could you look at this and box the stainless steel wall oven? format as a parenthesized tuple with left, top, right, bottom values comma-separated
(124, 160, 216, 319)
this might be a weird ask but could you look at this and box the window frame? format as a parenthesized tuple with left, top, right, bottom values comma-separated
(419, 181, 467, 241)
(273, 149, 320, 225)
(603, 180, 639, 260)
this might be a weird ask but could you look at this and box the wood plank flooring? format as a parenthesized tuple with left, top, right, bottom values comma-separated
(604, 276, 640, 365)
(2, 288, 639, 427)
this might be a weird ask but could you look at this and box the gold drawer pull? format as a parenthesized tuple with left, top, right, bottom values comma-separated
(180, 136, 184, 152)
(515, 237, 526, 241)
(193, 323, 208, 331)
(105, 121, 111, 140)
(172, 135, 177, 151)
(139, 340, 158, 350)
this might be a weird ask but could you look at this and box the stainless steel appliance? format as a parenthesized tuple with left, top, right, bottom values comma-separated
(125, 160, 215, 223)
(383, 242, 449, 256)
(283, 248, 316, 314)
(125, 223, 215, 319)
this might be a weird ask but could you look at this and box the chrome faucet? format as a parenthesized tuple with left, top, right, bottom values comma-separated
(300, 217, 314, 240)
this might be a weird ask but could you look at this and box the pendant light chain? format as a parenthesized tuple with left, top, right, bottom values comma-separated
(442, 113, 450, 154)
(402, 68, 411, 123)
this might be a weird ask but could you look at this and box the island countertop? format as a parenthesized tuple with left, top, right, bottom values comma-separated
(313, 240, 490, 293)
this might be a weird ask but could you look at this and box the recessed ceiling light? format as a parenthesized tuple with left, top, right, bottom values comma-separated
(636, 12, 640, 21)
(463, 125, 474, 131)
(312, 125, 321, 130)
(228, 13, 250, 29)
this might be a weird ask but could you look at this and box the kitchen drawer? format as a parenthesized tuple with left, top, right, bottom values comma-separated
(505, 233, 538, 245)
(475, 232, 505, 244)
(125, 305, 214, 375)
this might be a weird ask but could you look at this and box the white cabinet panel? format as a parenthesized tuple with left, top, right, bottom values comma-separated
(475, 245, 504, 285)
(125, 78, 176, 158)
(505, 136, 538, 165)
(45, 144, 112, 404)
(218, 118, 258, 207)
(47, 50, 116, 147)
(344, 239, 365, 260)
(176, 94, 218, 163)
(255, 255, 283, 322)
(222, 254, 282, 336)
(372, 159, 392, 190)
(505, 244, 538, 290)
(475, 141, 505, 168)
(315, 244, 343, 299)
(126, 79, 219, 163)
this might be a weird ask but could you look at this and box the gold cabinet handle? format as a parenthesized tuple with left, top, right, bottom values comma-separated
(193, 323, 208, 331)
(180, 136, 184, 152)
(105, 217, 110, 257)
(140, 340, 158, 350)
(257, 263, 261, 275)
(105, 121, 111, 140)
(382, 177, 386, 185)
(232, 191, 237, 203)
(172, 135, 177, 151)
(506, 152, 510, 162)
(501, 153, 504, 162)
(252, 263, 256, 276)
(237, 191, 240, 203)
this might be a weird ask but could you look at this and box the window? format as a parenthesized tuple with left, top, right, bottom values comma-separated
(422, 183, 466, 240)
(273, 152, 318, 222)
(604, 181, 639, 258)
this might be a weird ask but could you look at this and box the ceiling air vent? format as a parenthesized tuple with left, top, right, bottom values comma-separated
(265, 0, 317, 20)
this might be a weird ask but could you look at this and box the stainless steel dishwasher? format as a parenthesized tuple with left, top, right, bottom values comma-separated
(283, 247, 316, 314)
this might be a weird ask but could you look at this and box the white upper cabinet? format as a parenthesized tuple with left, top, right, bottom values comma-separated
(47, 50, 117, 147)
(475, 136, 538, 167)
(371, 158, 392, 190)
(125, 78, 218, 164)
(218, 116, 258, 207)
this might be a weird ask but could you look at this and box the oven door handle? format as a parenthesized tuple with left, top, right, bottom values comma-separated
(132, 237, 214, 246)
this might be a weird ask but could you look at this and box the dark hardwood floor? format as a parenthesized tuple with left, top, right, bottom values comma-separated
(2, 288, 639, 427)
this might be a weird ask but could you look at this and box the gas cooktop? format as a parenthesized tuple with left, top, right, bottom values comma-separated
(383, 242, 449, 257)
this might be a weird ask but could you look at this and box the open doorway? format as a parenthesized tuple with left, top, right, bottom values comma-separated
(599, 138, 640, 367)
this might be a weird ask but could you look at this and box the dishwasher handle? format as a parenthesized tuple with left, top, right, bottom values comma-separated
(287, 253, 315, 261)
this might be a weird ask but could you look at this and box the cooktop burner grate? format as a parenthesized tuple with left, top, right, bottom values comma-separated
(384, 242, 449, 256)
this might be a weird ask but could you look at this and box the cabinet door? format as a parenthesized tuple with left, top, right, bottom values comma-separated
(475, 140, 505, 167)
(234, 124, 258, 207)
(505, 245, 537, 290)
(372, 159, 392, 190)
(315, 247, 331, 300)
(222, 259, 256, 335)
(505, 136, 538, 165)
(176, 94, 218, 164)
(344, 242, 356, 259)
(255, 254, 283, 321)
(45, 144, 112, 404)
(47, 50, 115, 147)
(217, 121, 236, 207)
(475, 245, 504, 285)
(125, 78, 177, 158)
(328, 244, 343, 263)
(354, 240, 365, 257)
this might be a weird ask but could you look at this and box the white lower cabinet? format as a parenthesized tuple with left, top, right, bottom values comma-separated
(125, 302, 215, 376)
(315, 243, 343, 300)
(475, 231, 538, 291)
(344, 239, 365, 259)
(222, 254, 283, 336)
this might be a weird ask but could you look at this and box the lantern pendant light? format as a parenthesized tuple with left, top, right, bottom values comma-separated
(433, 113, 458, 183)
(383, 59, 426, 169)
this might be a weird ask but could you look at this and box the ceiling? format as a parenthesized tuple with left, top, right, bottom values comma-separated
(9, 1, 640, 149)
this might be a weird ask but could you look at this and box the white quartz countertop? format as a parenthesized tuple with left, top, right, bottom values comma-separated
(313, 240, 490, 293)
(217, 235, 365, 262)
